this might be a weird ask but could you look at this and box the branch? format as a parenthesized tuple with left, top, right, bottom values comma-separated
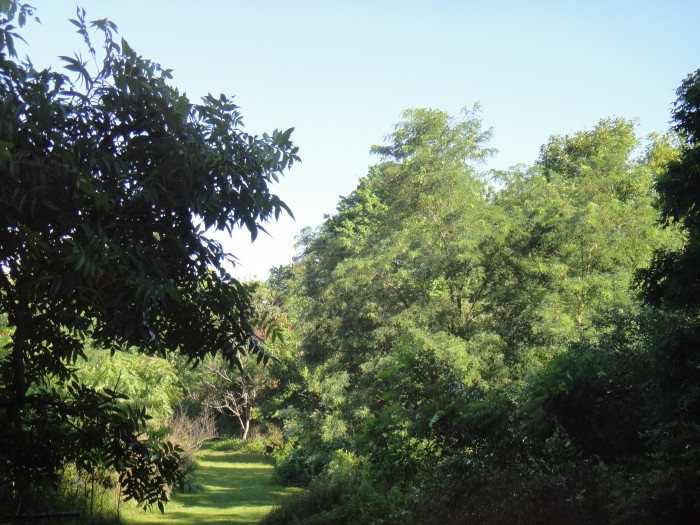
(203, 363, 234, 383)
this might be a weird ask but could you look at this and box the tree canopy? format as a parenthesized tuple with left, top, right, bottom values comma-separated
(0, 3, 297, 511)
(640, 69, 700, 310)
(261, 91, 698, 523)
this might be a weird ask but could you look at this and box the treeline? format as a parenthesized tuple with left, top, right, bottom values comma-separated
(259, 75, 700, 524)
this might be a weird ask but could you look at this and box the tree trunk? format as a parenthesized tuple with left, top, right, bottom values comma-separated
(241, 417, 250, 441)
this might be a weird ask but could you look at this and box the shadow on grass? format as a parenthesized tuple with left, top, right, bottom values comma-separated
(122, 446, 301, 525)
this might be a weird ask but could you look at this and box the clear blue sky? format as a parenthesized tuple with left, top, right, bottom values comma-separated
(18, 1, 700, 279)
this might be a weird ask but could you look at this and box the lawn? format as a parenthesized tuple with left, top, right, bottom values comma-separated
(121, 445, 300, 525)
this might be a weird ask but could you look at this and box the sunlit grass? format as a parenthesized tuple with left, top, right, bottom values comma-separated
(121, 445, 301, 525)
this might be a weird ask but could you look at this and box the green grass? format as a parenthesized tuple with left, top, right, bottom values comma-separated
(121, 444, 301, 525)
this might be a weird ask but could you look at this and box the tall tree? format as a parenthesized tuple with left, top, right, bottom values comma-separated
(0, 4, 298, 511)
(640, 70, 700, 309)
(497, 120, 664, 342)
(632, 70, 700, 522)
(368, 107, 497, 336)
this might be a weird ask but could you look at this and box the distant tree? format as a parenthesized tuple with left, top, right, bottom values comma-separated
(0, 3, 297, 513)
(194, 282, 290, 440)
(201, 356, 260, 441)
(538, 119, 660, 324)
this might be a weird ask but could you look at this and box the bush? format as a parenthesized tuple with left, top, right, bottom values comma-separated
(167, 408, 219, 475)
(271, 441, 327, 485)
(412, 455, 594, 525)
(263, 450, 409, 525)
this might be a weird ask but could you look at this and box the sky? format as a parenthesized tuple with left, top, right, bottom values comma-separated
(16, 1, 700, 279)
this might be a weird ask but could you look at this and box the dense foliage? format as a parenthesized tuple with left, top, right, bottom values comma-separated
(0, 3, 297, 515)
(1, 3, 698, 524)
(262, 76, 700, 524)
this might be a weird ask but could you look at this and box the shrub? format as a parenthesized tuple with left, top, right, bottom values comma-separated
(263, 450, 408, 525)
(167, 408, 219, 475)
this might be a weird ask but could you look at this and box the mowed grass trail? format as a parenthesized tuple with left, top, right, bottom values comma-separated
(122, 445, 300, 525)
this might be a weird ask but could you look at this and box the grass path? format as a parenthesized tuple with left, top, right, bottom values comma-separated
(121, 445, 300, 525)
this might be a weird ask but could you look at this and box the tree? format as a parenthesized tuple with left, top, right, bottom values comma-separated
(76, 346, 183, 429)
(487, 119, 666, 365)
(268, 109, 676, 524)
(537, 119, 660, 328)
(184, 282, 289, 441)
(635, 70, 700, 431)
(198, 353, 264, 441)
(268, 108, 507, 487)
(640, 69, 700, 309)
(0, 4, 298, 512)
(293, 107, 497, 367)
(631, 69, 700, 522)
